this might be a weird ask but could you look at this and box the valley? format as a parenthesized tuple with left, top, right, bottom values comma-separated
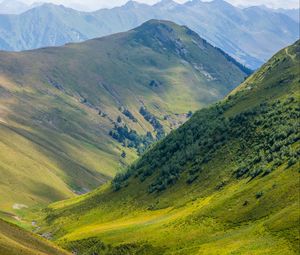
(0, 4, 298, 253)
(37, 40, 300, 254)
(0, 20, 249, 214)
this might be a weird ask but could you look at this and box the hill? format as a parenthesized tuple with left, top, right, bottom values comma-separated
(0, 20, 250, 215)
(40, 40, 300, 254)
(0, 0, 299, 69)
(0, 219, 70, 255)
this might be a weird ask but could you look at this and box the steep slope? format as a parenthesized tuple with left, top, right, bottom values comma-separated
(0, 219, 70, 255)
(41, 41, 300, 255)
(0, 20, 249, 214)
(0, 0, 299, 68)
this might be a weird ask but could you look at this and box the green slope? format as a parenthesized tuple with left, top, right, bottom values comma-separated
(0, 219, 70, 255)
(40, 40, 300, 254)
(0, 20, 249, 214)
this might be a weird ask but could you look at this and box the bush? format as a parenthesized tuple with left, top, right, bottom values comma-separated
(122, 109, 137, 122)
(287, 157, 297, 167)
(255, 191, 263, 199)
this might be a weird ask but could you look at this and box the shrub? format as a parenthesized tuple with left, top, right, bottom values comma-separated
(255, 191, 263, 199)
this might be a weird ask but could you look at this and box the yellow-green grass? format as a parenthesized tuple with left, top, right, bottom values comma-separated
(0, 219, 71, 255)
(0, 87, 139, 214)
(0, 20, 249, 215)
(42, 152, 299, 255)
(40, 40, 300, 254)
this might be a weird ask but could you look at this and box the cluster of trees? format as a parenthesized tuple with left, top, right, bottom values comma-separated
(139, 107, 165, 139)
(63, 237, 161, 255)
(233, 99, 299, 179)
(122, 108, 137, 122)
(109, 124, 154, 155)
(109, 107, 168, 157)
(113, 97, 299, 193)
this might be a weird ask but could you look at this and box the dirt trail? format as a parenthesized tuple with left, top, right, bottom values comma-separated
(285, 48, 296, 61)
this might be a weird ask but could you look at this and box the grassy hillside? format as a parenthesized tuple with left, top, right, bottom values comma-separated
(0, 219, 70, 255)
(40, 40, 300, 254)
(0, 20, 249, 215)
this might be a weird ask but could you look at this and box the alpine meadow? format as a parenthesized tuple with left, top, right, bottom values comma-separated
(0, 1, 299, 255)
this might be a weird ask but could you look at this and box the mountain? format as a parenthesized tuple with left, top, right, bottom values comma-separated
(278, 8, 300, 23)
(40, 40, 300, 254)
(257, 5, 300, 23)
(0, 219, 70, 255)
(0, 0, 299, 69)
(0, 20, 250, 215)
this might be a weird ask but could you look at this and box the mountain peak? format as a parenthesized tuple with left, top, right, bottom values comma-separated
(208, 0, 234, 8)
(27, 2, 78, 14)
(154, 0, 178, 9)
(138, 19, 177, 27)
(133, 19, 179, 33)
(123, 0, 143, 9)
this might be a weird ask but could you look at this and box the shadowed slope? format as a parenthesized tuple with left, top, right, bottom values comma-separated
(0, 219, 70, 255)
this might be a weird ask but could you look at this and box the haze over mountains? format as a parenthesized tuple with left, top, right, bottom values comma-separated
(0, 20, 250, 213)
(0, 0, 42, 14)
(0, 0, 299, 69)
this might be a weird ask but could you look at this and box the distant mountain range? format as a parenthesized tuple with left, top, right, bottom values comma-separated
(0, 0, 299, 69)
(257, 5, 300, 23)
(279, 8, 300, 23)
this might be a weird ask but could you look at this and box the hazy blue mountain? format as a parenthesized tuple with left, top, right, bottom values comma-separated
(0, 0, 298, 69)
(255, 5, 300, 23)
(275, 8, 299, 23)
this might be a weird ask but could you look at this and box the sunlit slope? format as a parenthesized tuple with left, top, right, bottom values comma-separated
(0, 219, 70, 255)
(42, 41, 300, 254)
(0, 20, 249, 213)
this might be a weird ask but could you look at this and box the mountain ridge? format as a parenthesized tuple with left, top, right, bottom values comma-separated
(0, 0, 298, 68)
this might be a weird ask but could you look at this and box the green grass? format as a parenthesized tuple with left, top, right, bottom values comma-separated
(0, 20, 249, 215)
(39, 40, 300, 254)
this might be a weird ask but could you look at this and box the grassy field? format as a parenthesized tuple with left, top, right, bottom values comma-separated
(39, 41, 300, 254)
